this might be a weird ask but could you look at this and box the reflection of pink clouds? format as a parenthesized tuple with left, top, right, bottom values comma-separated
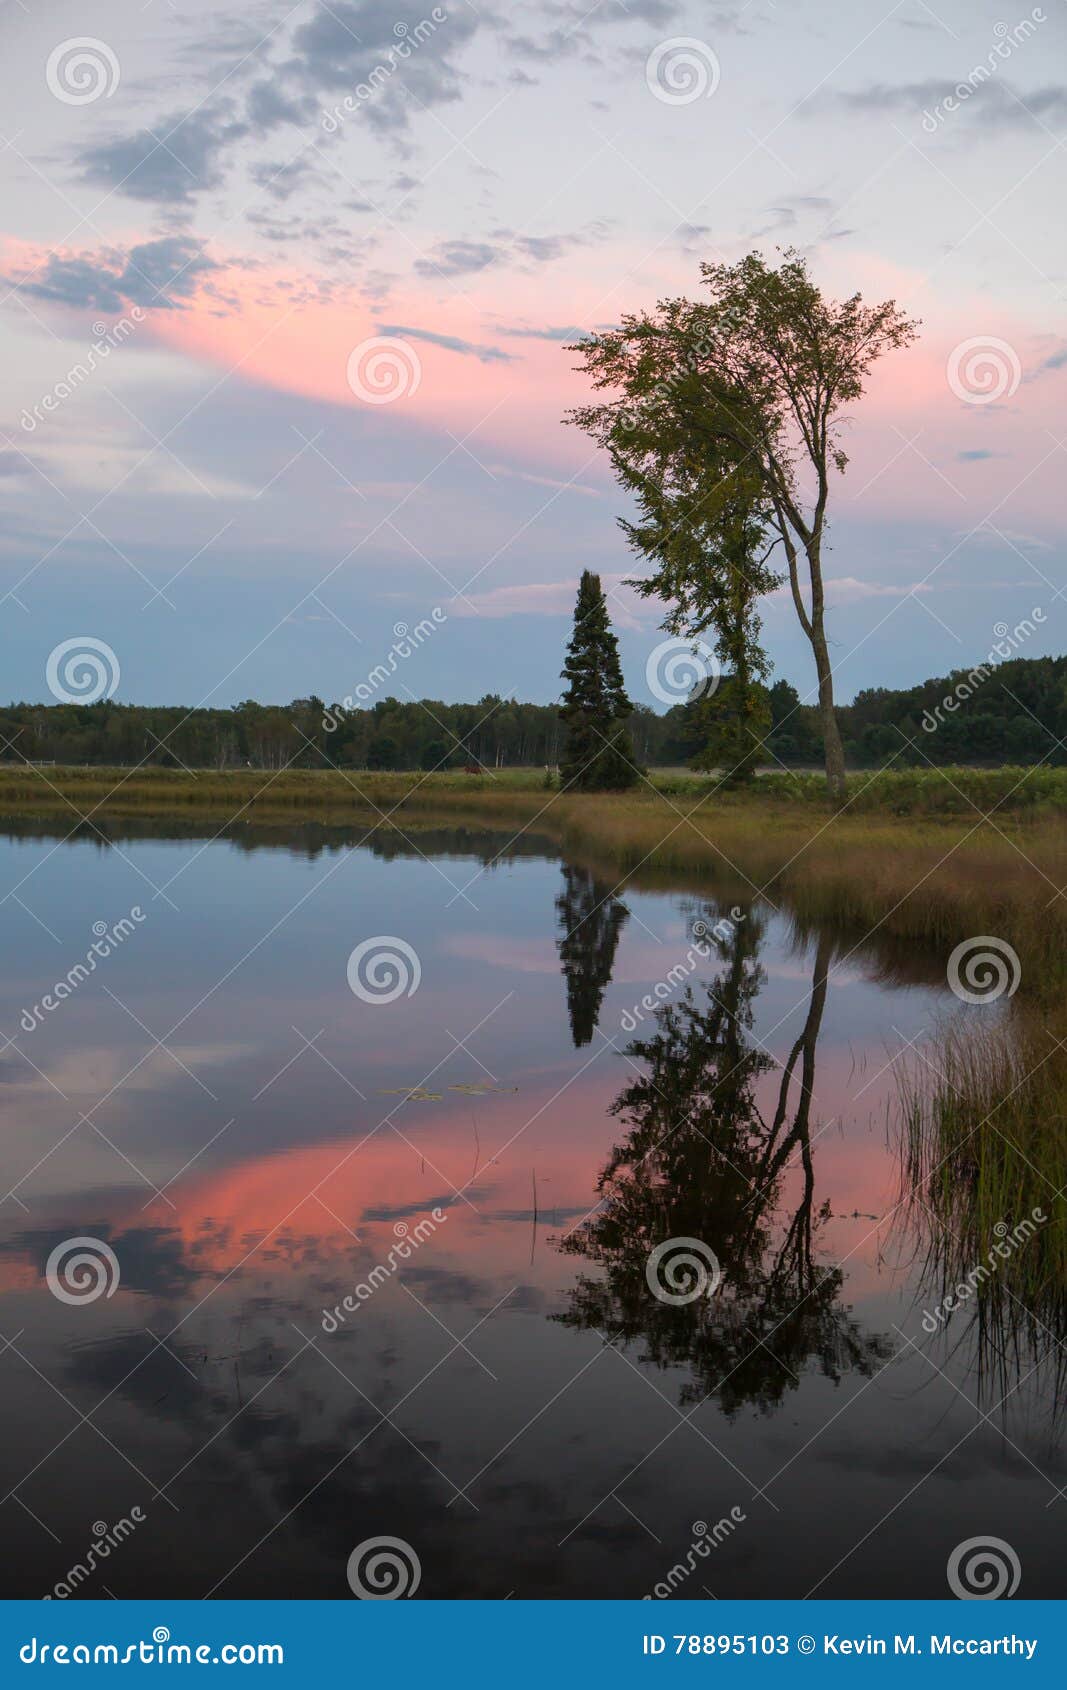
(128, 1073, 623, 1283)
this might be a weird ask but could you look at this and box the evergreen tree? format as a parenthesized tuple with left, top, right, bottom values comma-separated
(559, 571, 640, 790)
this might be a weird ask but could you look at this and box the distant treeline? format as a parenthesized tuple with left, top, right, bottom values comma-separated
(3, 654, 1065, 770)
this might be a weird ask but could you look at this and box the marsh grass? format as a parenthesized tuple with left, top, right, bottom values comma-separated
(898, 1012, 1067, 1401)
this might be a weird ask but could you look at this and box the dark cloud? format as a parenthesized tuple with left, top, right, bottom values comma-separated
(246, 80, 316, 130)
(81, 106, 248, 203)
(957, 450, 1003, 461)
(810, 78, 1067, 130)
(11, 236, 219, 312)
(249, 155, 316, 202)
(512, 223, 610, 264)
(500, 323, 587, 340)
(286, 1, 480, 134)
(1030, 345, 1067, 378)
(377, 322, 516, 363)
(414, 239, 500, 277)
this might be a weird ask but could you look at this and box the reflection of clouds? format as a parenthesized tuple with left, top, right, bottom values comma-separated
(3, 1042, 254, 1098)
(0, 1222, 200, 1299)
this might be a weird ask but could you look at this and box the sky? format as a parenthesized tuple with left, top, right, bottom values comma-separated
(1, 0, 1065, 713)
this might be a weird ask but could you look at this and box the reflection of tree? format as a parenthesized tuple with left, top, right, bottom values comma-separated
(556, 919, 892, 1413)
(555, 864, 630, 1047)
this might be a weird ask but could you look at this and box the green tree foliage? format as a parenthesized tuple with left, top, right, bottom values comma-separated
(3, 654, 1064, 773)
(559, 570, 640, 791)
(568, 250, 919, 800)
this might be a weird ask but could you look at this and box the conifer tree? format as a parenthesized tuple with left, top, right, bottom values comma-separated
(559, 571, 639, 790)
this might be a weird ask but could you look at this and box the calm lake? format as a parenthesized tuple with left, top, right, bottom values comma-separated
(0, 820, 1061, 1599)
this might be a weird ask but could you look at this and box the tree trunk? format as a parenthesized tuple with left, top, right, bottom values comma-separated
(806, 540, 847, 803)
(811, 621, 846, 801)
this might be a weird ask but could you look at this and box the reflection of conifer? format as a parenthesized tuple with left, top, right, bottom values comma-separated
(555, 864, 630, 1047)
(556, 922, 892, 1414)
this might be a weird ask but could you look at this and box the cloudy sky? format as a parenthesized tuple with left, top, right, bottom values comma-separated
(1, 0, 1064, 711)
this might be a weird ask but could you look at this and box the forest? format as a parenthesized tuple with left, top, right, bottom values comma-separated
(3, 652, 1064, 772)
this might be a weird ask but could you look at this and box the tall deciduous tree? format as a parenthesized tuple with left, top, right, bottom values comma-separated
(568, 251, 920, 800)
(559, 570, 639, 790)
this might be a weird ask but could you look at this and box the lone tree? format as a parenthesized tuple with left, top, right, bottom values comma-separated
(560, 570, 639, 790)
(569, 252, 919, 800)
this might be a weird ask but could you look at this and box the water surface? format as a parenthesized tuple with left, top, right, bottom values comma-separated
(0, 821, 1061, 1599)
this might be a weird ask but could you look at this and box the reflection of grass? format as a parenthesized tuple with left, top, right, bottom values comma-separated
(898, 1013, 1067, 1399)
(2, 765, 1067, 986)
